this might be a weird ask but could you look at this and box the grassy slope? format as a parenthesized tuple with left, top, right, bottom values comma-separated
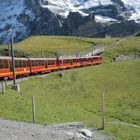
(0, 36, 118, 57)
(0, 59, 140, 140)
(102, 37, 140, 62)
(1, 36, 140, 62)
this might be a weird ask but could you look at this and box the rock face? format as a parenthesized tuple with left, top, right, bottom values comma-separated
(0, 0, 140, 43)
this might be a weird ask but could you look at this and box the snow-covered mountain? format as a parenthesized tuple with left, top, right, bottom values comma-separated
(122, 0, 140, 22)
(0, 0, 140, 43)
(40, 0, 140, 22)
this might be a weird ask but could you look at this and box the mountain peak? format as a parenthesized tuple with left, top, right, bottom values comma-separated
(0, 0, 140, 43)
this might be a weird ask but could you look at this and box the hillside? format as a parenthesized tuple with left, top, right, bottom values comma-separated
(0, 36, 118, 57)
(0, 36, 140, 63)
(102, 37, 140, 62)
(0, 59, 140, 140)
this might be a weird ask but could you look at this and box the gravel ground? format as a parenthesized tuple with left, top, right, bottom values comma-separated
(0, 119, 110, 140)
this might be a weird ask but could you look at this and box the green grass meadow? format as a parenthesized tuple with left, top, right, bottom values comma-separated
(0, 59, 140, 140)
(0, 36, 118, 57)
(102, 37, 140, 63)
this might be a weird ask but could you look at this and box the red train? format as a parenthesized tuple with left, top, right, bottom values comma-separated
(0, 56, 102, 79)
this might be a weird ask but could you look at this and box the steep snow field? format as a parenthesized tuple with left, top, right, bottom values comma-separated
(0, 0, 35, 42)
(0, 0, 25, 39)
(40, 0, 113, 17)
(40, 0, 140, 22)
(122, 0, 140, 22)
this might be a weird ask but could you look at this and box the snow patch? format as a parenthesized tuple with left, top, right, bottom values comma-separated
(95, 15, 118, 23)
(121, 0, 140, 22)
(39, 0, 88, 18)
(39, 0, 140, 22)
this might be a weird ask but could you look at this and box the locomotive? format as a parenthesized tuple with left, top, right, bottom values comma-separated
(0, 55, 102, 79)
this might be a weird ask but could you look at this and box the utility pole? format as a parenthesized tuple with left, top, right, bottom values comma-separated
(101, 93, 105, 130)
(10, 35, 20, 92)
(10, 36, 16, 86)
(32, 94, 36, 122)
(8, 42, 11, 56)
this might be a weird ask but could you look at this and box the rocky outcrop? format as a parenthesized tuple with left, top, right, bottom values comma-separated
(106, 20, 140, 37)
(70, 19, 140, 38)
(0, 0, 140, 43)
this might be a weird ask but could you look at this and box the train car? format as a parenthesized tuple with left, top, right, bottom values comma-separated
(0, 55, 102, 79)
(59, 57, 74, 69)
(0, 57, 11, 79)
(81, 56, 102, 66)
(29, 58, 47, 74)
(0, 57, 30, 79)
(59, 55, 102, 69)
(47, 58, 58, 71)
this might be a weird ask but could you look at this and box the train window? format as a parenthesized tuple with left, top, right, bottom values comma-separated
(26, 61, 28, 67)
(63, 60, 65, 64)
(31, 61, 33, 66)
(34, 61, 37, 66)
(37, 60, 40, 66)
(48, 60, 55, 65)
(32, 61, 36, 66)
(4, 60, 8, 68)
(33, 61, 36, 66)
(59, 60, 62, 64)
(38, 60, 40, 66)
(15, 60, 19, 68)
(90, 58, 93, 61)
(0, 60, 3, 68)
(39, 60, 42, 66)
(23, 61, 27, 67)
(19, 61, 23, 67)
(26, 61, 29, 67)
(48, 60, 51, 65)
(41, 60, 44, 65)
(65, 60, 69, 63)
(65, 60, 67, 63)
(51, 60, 54, 65)
(38, 60, 44, 66)
(34, 60, 37, 66)
(37, 60, 39, 66)
(74, 59, 78, 62)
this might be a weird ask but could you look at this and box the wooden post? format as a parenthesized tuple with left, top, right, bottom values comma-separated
(32, 94, 36, 122)
(101, 93, 105, 130)
(134, 48, 137, 59)
(4, 80, 7, 88)
(2, 81, 6, 94)
(110, 49, 113, 63)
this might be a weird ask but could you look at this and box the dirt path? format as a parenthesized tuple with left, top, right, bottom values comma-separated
(106, 121, 140, 128)
(0, 119, 110, 140)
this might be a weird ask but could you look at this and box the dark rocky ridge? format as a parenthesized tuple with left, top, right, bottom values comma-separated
(0, 0, 140, 43)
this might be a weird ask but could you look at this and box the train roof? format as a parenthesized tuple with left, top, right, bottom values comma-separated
(0, 56, 55, 60)
(0, 55, 101, 60)
(0, 56, 28, 60)
(59, 55, 101, 60)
